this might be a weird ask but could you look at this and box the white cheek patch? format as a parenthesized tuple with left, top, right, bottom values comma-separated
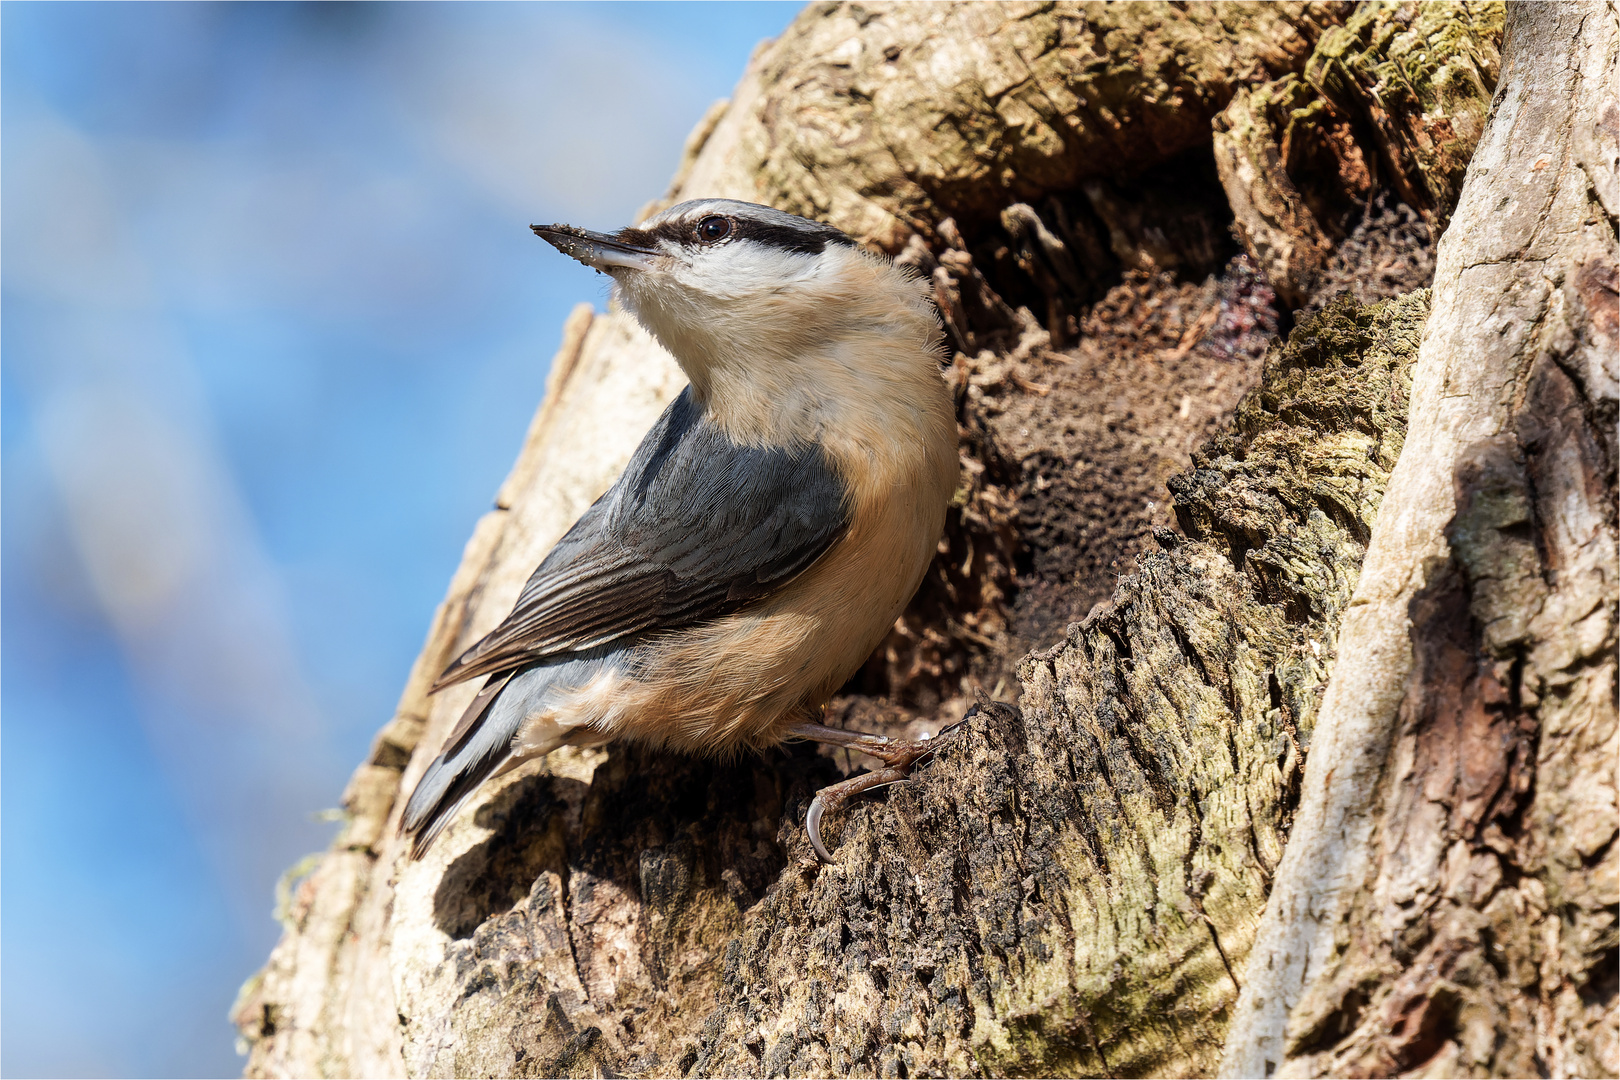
(670, 242, 820, 300)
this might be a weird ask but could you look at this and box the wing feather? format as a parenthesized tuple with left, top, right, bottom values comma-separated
(432, 389, 850, 691)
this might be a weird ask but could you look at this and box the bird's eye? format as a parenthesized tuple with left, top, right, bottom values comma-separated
(695, 216, 732, 243)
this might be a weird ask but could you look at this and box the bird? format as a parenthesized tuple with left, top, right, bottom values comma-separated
(399, 198, 961, 863)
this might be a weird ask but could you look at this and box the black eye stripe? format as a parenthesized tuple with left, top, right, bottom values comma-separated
(617, 214, 856, 255)
(730, 219, 856, 254)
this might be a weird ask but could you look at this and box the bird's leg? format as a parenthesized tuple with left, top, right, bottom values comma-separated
(801, 766, 911, 863)
(786, 714, 974, 863)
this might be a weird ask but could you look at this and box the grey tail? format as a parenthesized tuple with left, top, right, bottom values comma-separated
(400, 672, 516, 859)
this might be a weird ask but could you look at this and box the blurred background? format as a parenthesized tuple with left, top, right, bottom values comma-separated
(1, 3, 800, 1074)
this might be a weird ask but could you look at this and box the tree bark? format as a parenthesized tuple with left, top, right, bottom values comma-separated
(1221, 4, 1618, 1076)
(234, 3, 1615, 1077)
(1212, 1, 1503, 305)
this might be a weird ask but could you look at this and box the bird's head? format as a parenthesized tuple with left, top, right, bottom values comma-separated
(536, 201, 893, 363)
(533, 198, 854, 279)
(533, 199, 940, 447)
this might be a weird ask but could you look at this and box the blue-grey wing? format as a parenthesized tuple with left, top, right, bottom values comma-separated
(432, 388, 850, 691)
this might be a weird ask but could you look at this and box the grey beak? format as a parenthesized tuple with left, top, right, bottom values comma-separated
(531, 223, 657, 272)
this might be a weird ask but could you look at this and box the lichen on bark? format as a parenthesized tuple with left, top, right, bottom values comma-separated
(1305, 0, 1504, 224)
(1221, 5, 1617, 1074)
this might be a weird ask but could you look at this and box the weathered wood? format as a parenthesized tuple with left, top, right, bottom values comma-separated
(233, 306, 688, 1078)
(674, 293, 1428, 1080)
(1213, 0, 1503, 304)
(1221, 3, 1618, 1076)
(672, 1, 1354, 250)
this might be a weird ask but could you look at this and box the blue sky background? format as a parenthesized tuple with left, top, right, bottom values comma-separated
(1, 3, 801, 1075)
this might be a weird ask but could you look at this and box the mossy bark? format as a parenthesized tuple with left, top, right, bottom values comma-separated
(1213, 1, 1503, 304)
(1222, 4, 1618, 1075)
(666, 294, 1427, 1080)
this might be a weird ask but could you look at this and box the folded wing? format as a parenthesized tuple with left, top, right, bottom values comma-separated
(432, 388, 851, 692)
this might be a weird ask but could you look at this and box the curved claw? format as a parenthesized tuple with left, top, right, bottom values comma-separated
(796, 705, 983, 865)
(806, 792, 837, 864)
(804, 772, 910, 864)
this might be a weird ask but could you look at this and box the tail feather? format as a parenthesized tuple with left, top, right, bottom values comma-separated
(399, 654, 611, 858)
(401, 674, 516, 858)
(405, 770, 497, 859)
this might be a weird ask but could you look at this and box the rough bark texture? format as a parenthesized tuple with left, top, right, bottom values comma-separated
(1221, 4, 1619, 1077)
(657, 1, 1354, 252)
(1212, 0, 1503, 304)
(227, 3, 1618, 1078)
(675, 293, 1427, 1080)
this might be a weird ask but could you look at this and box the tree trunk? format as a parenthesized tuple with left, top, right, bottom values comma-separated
(1221, 4, 1618, 1076)
(234, 3, 1615, 1077)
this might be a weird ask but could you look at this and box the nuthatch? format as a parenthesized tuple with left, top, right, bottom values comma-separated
(401, 199, 959, 862)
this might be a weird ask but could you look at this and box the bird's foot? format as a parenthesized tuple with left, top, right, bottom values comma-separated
(787, 712, 975, 863)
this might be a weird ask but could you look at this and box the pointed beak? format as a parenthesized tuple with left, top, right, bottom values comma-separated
(531, 223, 658, 272)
